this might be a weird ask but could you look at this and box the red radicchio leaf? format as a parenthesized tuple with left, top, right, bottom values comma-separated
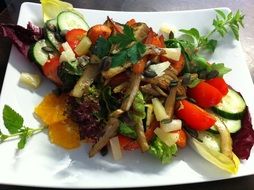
(232, 107, 254, 160)
(0, 22, 43, 57)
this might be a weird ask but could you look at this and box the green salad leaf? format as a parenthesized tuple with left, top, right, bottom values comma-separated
(119, 121, 137, 139)
(149, 137, 178, 164)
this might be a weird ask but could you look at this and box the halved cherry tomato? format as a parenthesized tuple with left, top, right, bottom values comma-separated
(160, 53, 185, 75)
(174, 129, 187, 148)
(176, 100, 216, 131)
(206, 77, 228, 96)
(187, 81, 223, 108)
(42, 56, 62, 85)
(119, 119, 159, 151)
(65, 29, 87, 50)
(87, 24, 112, 44)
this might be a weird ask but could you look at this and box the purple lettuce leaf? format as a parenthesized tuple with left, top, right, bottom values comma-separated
(232, 107, 254, 160)
(0, 22, 44, 57)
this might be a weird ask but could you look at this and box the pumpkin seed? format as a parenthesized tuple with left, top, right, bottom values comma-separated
(144, 69, 157, 78)
(206, 70, 219, 80)
(41, 46, 54, 53)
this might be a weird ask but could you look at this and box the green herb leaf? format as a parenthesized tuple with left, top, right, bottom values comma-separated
(127, 42, 146, 63)
(3, 105, 23, 134)
(111, 50, 127, 67)
(111, 42, 146, 68)
(18, 129, 29, 149)
(215, 9, 226, 19)
(109, 25, 135, 49)
(92, 37, 111, 58)
(209, 63, 232, 76)
(179, 28, 200, 41)
(1, 105, 45, 150)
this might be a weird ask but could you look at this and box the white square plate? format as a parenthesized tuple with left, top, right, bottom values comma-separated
(0, 2, 254, 188)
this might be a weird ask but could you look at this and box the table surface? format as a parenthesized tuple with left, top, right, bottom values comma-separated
(0, 0, 254, 189)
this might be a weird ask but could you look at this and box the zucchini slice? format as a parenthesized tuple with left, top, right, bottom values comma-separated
(212, 88, 246, 120)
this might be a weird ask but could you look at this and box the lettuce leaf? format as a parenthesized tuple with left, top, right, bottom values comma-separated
(129, 91, 146, 122)
(0, 22, 43, 56)
(118, 121, 137, 139)
(232, 107, 254, 160)
(149, 136, 178, 164)
(189, 136, 239, 174)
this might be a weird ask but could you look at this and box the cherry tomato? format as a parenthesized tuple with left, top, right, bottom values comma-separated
(187, 81, 223, 108)
(206, 77, 228, 96)
(65, 29, 87, 50)
(87, 24, 112, 44)
(176, 100, 216, 131)
(42, 56, 62, 85)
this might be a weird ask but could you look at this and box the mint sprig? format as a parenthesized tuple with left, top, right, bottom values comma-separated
(179, 10, 244, 52)
(1, 105, 44, 149)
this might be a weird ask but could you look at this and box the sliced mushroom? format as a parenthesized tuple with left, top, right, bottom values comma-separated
(70, 64, 100, 98)
(121, 73, 141, 111)
(102, 62, 132, 79)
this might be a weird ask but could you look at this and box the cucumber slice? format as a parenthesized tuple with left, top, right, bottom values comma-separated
(29, 39, 57, 67)
(45, 19, 62, 51)
(29, 39, 51, 67)
(209, 113, 241, 133)
(212, 88, 246, 120)
(198, 131, 221, 152)
(57, 11, 89, 32)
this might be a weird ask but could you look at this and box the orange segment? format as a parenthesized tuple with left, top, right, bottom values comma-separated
(48, 119, 80, 149)
(34, 93, 68, 125)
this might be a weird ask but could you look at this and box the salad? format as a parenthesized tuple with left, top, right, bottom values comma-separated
(0, 0, 254, 175)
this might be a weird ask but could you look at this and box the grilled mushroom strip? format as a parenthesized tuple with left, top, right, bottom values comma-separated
(89, 117, 120, 157)
(140, 84, 161, 96)
(102, 62, 132, 79)
(214, 117, 234, 159)
(165, 86, 178, 120)
(136, 119, 149, 152)
(121, 73, 141, 111)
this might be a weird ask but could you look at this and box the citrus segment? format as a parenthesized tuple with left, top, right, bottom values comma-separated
(34, 93, 68, 125)
(48, 119, 80, 149)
